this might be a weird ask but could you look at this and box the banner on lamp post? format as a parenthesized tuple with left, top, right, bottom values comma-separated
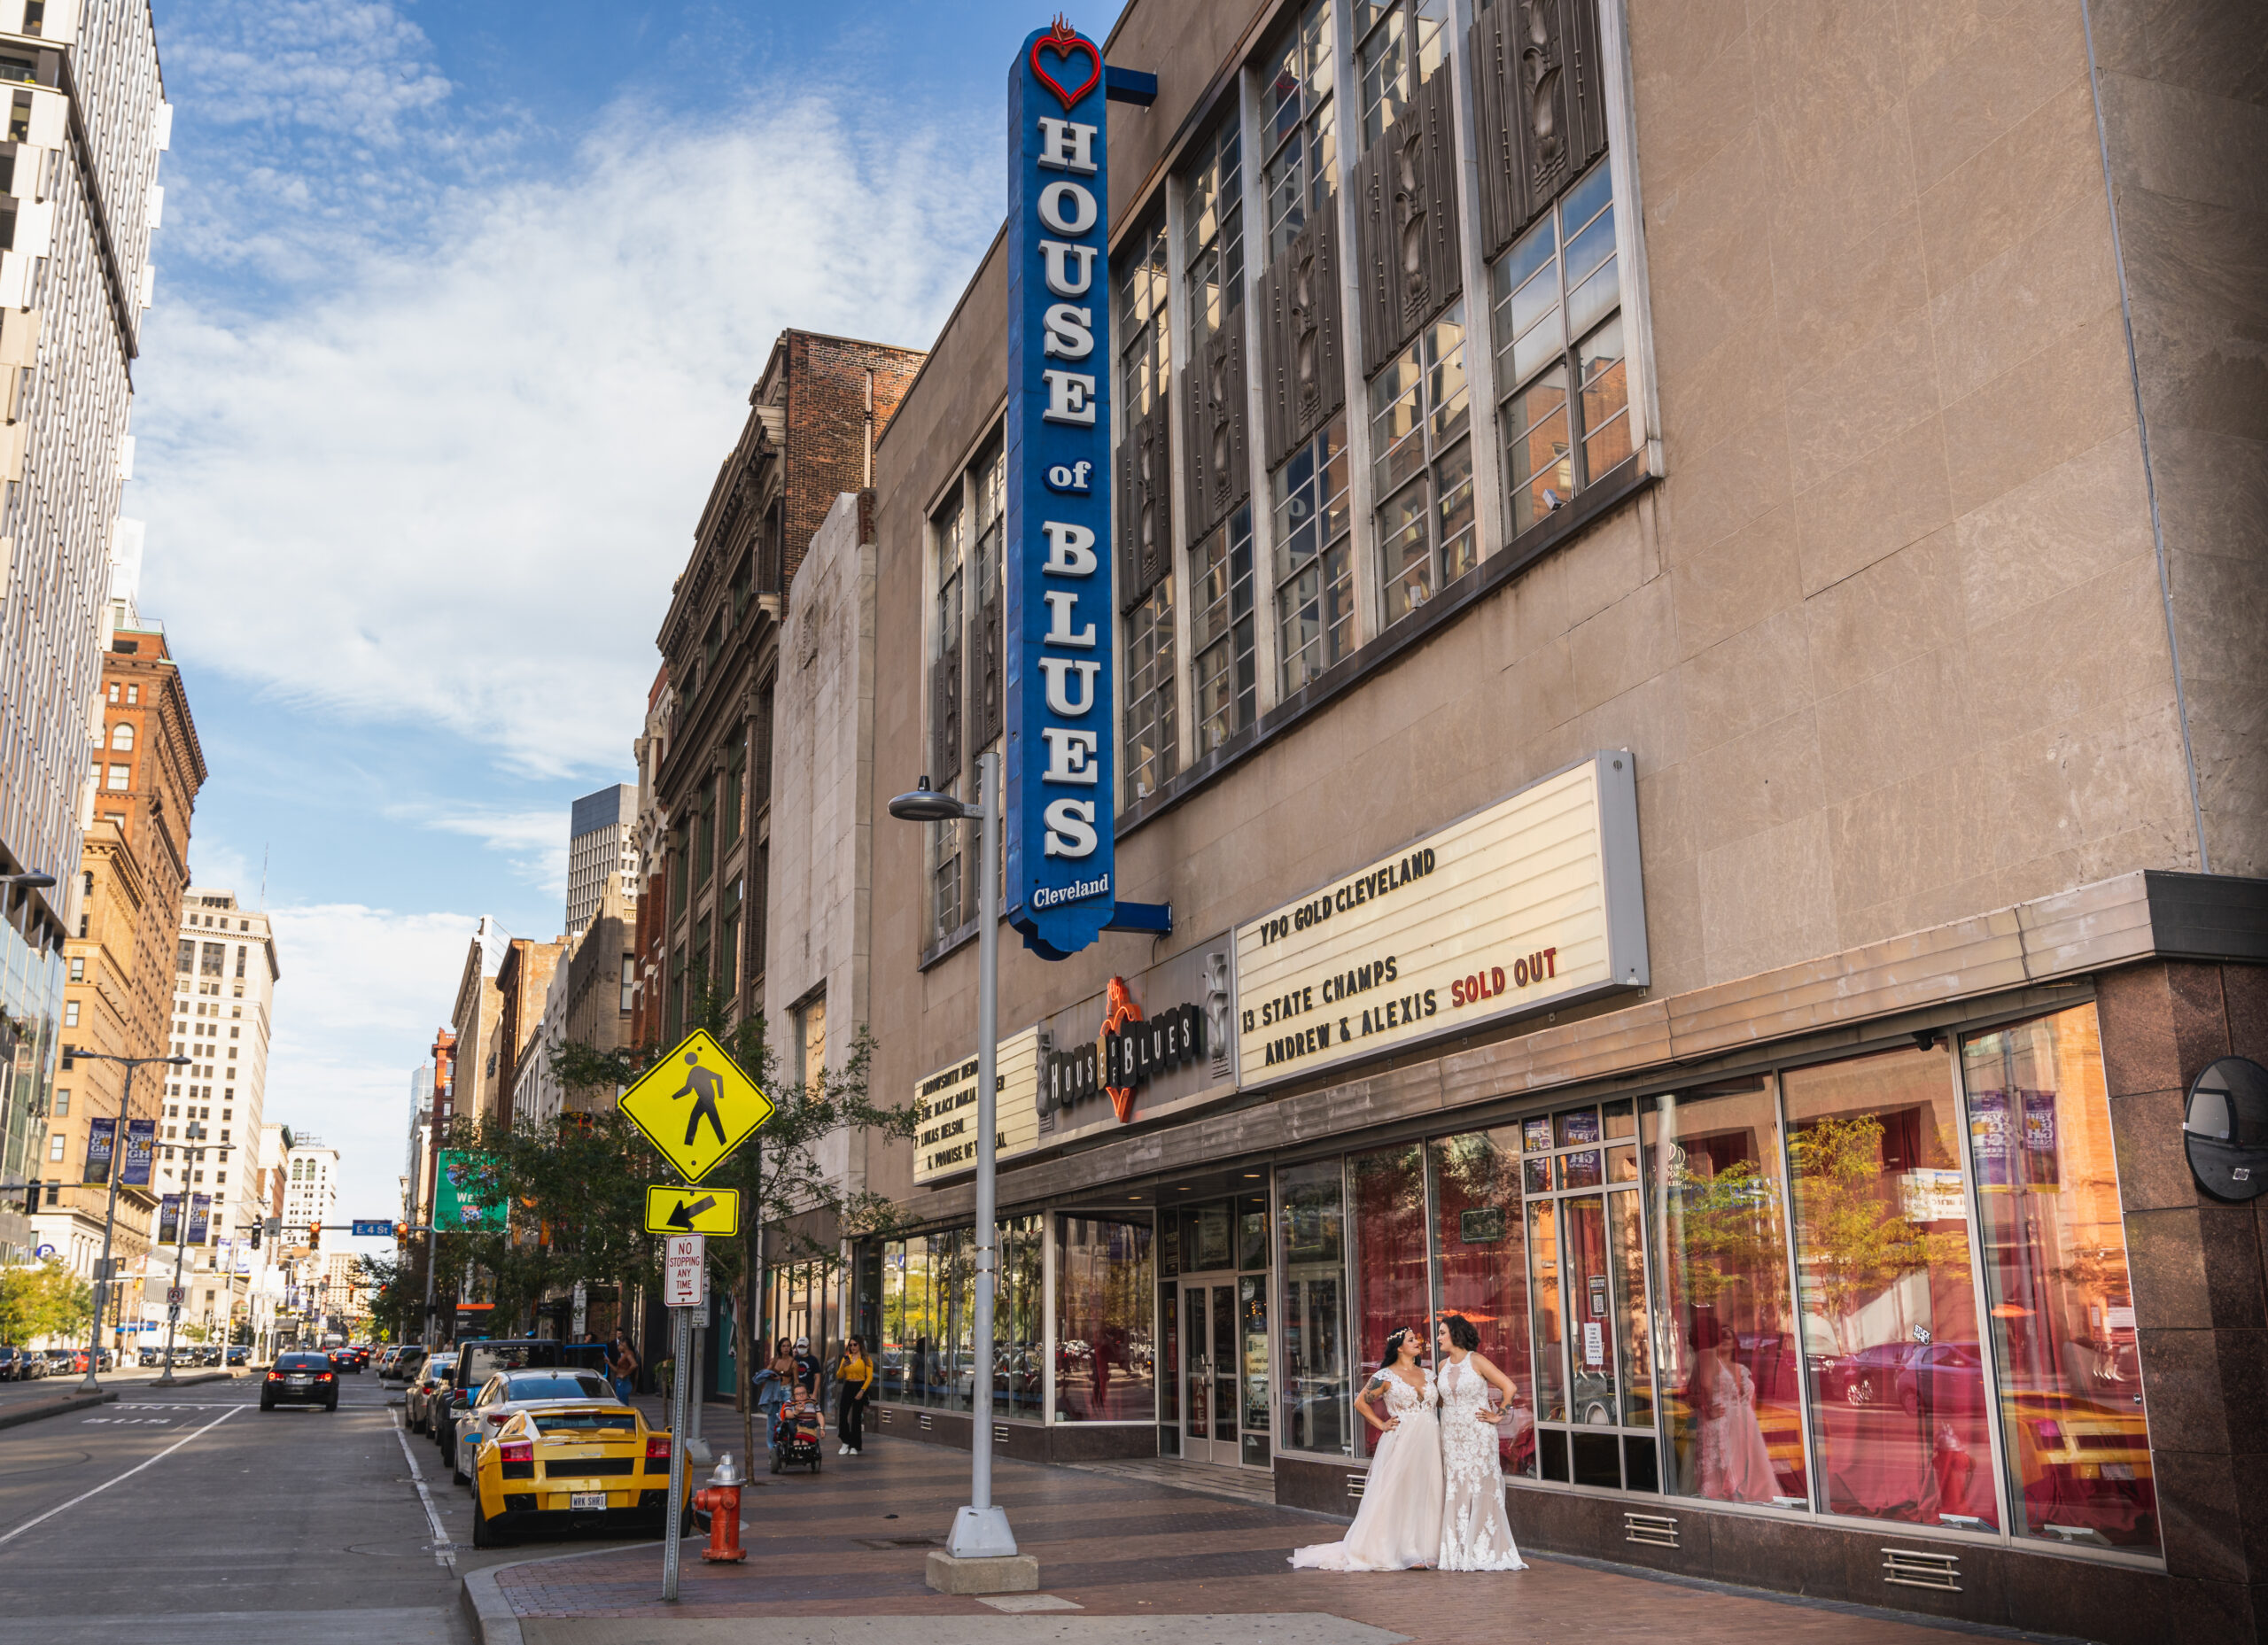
(159, 1193, 181, 1244)
(121, 1118, 155, 1187)
(82, 1116, 115, 1184)
(1004, 18, 1115, 961)
(188, 1193, 211, 1245)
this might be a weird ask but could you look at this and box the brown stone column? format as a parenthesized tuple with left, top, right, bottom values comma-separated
(2097, 959, 2268, 1639)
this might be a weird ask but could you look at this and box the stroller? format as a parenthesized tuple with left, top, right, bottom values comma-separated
(770, 1393, 825, 1474)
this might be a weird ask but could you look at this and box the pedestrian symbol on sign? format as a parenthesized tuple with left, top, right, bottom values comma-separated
(666, 1051, 728, 1148)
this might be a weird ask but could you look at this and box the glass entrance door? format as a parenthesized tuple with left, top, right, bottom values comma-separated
(1179, 1275, 1240, 1464)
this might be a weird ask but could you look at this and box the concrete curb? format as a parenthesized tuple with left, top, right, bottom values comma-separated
(0, 1391, 116, 1431)
(459, 1538, 664, 1645)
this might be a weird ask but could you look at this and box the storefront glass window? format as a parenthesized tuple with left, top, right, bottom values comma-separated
(1278, 1160, 1351, 1455)
(1961, 1005, 2157, 1552)
(943, 1229, 974, 1414)
(1054, 1214, 1155, 1423)
(1784, 1046, 1997, 1530)
(1001, 1215, 1045, 1422)
(1646, 1079, 1809, 1508)
(1428, 1128, 1533, 1473)
(1351, 1144, 1429, 1454)
(881, 1239, 908, 1401)
(902, 1234, 939, 1405)
(1240, 1274, 1271, 1467)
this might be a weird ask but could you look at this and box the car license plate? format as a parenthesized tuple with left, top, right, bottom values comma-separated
(287, 1377, 310, 1385)
(570, 1492, 607, 1511)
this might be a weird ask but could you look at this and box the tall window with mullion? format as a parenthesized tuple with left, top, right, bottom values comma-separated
(926, 490, 967, 946)
(1371, 300, 1474, 622)
(968, 437, 1006, 752)
(1190, 505, 1255, 754)
(1351, 0, 1448, 148)
(1490, 163, 1630, 538)
(1260, 0, 1336, 262)
(1182, 113, 1254, 755)
(1271, 415, 1353, 694)
(1118, 213, 1177, 803)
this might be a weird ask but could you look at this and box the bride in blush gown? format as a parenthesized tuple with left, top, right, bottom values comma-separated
(1434, 1315, 1528, 1571)
(1290, 1328, 1444, 1571)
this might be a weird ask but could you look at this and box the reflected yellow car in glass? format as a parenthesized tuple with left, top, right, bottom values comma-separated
(470, 1401, 694, 1548)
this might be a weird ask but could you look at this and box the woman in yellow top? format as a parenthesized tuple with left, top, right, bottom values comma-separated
(835, 1336, 875, 1455)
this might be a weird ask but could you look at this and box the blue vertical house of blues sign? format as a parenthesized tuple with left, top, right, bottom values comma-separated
(1005, 19, 1115, 960)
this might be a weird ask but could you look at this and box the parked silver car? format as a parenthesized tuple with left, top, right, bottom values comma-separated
(406, 1352, 458, 1436)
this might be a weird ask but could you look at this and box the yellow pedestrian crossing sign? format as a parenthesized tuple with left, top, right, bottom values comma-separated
(643, 1185, 742, 1236)
(617, 1030, 774, 1183)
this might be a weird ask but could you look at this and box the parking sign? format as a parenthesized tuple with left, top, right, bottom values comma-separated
(664, 1234, 704, 1308)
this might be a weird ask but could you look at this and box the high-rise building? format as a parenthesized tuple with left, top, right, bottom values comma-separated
(30, 602, 202, 1342)
(283, 1136, 337, 1253)
(565, 783, 636, 938)
(150, 888, 277, 1339)
(0, 1, 171, 1260)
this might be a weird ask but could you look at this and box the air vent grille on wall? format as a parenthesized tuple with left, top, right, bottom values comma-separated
(1882, 1548, 1961, 1592)
(1623, 1511, 1677, 1548)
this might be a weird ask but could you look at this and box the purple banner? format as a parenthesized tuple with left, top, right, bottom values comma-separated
(188, 1192, 211, 1245)
(159, 1192, 182, 1244)
(122, 1118, 156, 1188)
(82, 1115, 115, 1184)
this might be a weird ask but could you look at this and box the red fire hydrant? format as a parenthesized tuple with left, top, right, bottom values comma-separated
(694, 1453, 747, 1564)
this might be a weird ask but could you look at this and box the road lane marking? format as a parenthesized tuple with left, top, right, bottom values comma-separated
(392, 1413, 455, 1571)
(0, 1406, 239, 1549)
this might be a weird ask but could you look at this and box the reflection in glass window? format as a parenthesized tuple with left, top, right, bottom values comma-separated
(1351, 1144, 1429, 1454)
(1369, 302, 1473, 622)
(1054, 1214, 1155, 1423)
(1488, 163, 1627, 537)
(1271, 415, 1354, 694)
(1646, 1081, 1809, 1508)
(1962, 1006, 2158, 1552)
(1785, 1047, 1997, 1530)
(1352, 0, 1448, 147)
(998, 1215, 1045, 1422)
(1122, 580, 1177, 800)
(1191, 505, 1256, 753)
(1429, 1129, 1534, 1473)
(1278, 1160, 1350, 1455)
(1183, 111, 1244, 361)
(1260, 0, 1337, 260)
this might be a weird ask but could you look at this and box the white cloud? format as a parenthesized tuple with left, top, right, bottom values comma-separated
(397, 805, 572, 904)
(137, 92, 992, 777)
(260, 903, 479, 1223)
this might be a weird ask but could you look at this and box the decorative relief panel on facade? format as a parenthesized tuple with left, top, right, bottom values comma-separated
(1257, 206, 1347, 469)
(1470, 0, 1609, 261)
(1116, 399, 1172, 611)
(1354, 67, 1464, 376)
(1182, 321, 1250, 542)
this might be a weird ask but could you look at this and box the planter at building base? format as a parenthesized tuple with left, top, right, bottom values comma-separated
(925, 1550, 1039, 1595)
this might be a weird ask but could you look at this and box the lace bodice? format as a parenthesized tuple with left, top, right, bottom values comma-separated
(1439, 1358, 1494, 1421)
(1373, 1367, 1437, 1416)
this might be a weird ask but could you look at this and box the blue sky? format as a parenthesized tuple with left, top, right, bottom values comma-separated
(133, 0, 1122, 1239)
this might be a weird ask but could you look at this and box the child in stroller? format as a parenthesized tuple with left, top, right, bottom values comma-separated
(770, 1389, 825, 1474)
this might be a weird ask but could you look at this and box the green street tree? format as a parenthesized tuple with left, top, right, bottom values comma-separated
(0, 1259, 93, 1345)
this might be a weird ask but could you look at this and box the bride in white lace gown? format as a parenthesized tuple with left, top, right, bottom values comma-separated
(1435, 1315, 1528, 1571)
(1290, 1328, 1443, 1571)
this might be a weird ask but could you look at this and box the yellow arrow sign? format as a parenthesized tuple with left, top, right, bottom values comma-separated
(617, 1029, 774, 1183)
(643, 1184, 741, 1236)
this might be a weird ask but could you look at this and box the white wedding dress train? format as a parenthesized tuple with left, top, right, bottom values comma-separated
(1436, 1356, 1527, 1571)
(1290, 1370, 1444, 1571)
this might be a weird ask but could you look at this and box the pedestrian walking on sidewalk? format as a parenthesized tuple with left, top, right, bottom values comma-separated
(609, 1330, 640, 1404)
(753, 1339, 792, 1455)
(835, 1336, 874, 1455)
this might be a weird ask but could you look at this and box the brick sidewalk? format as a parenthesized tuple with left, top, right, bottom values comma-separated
(490, 1434, 2010, 1644)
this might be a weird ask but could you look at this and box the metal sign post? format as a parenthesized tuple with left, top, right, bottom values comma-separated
(661, 1235, 703, 1602)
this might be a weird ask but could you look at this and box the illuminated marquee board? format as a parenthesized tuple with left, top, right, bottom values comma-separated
(1004, 19, 1116, 959)
(1233, 754, 1648, 1087)
(912, 1027, 1044, 1186)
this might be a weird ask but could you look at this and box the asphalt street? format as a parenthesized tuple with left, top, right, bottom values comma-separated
(0, 1369, 663, 1643)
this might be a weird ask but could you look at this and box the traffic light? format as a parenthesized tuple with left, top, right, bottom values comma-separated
(307, 1222, 321, 1243)
(249, 1220, 261, 1249)
(394, 1222, 408, 1242)
(21, 1182, 36, 1216)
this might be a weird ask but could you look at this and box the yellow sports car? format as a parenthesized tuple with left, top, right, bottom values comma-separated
(470, 1401, 693, 1548)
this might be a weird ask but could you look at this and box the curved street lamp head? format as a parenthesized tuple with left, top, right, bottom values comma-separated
(887, 774, 978, 825)
(0, 873, 57, 889)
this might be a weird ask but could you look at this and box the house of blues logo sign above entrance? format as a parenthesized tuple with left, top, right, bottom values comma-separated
(1006, 18, 1115, 960)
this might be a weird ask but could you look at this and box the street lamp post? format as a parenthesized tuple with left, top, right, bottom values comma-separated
(889, 753, 1016, 1561)
(67, 1051, 190, 1393)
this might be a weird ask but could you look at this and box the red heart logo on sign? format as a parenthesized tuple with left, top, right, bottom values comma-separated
(1031, 17, 1101, 111)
